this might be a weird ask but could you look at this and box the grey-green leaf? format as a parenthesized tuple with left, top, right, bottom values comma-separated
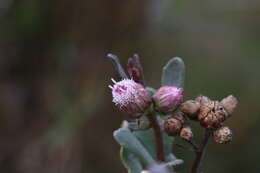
(120, 147, 143, 173)
(114, 128, 155, 166)
(133, 128, 176, 162)
(162, 57, 185, 88)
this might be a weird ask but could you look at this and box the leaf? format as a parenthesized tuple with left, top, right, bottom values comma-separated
(120, 147, 143, 173)
(161, 57, 185, 88)
(165, 154, 184, 166)
(128, 117, 150, 131)
(113, 128, 155, 166)
(107, 53, 128, 79)
(133, 129, 175, 161)
(114, 121, 183, 172)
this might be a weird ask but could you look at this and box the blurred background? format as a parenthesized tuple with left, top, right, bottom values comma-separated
(0, 0, 259, 172)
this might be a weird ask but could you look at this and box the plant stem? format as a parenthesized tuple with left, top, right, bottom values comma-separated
(185, 140, 199, 151)
(190, 129, 212, 173)
(146, 114, 165, 162)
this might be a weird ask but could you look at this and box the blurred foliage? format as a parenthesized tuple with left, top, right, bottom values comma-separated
(0, 0, 259, 172)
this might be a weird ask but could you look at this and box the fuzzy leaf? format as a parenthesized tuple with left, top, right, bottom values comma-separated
(162, 57, 185, 88)
(114, 128, 155, 166)
(165, 154, 184, 166)
(120, 147, 143, 173)
(133, 128, 175, 161)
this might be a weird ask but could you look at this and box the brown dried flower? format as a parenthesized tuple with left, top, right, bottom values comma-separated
(164, 113, 186, 136)
(220, 95, 238, 115)
(195, 95, 211, 106)
(180, 100, 200, 118)
(213, 126, 233, 144)
(180, 126, 193, 141)
(198, 101, 228, 129)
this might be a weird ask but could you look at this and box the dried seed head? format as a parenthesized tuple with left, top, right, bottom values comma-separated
(164, 113, 186, 136)
(180, 126, 193, 141)
(109, 78, 151, 118)
(195, 95, 211, 106)
(180, 100, 200, 118)
(174, 113, 186, 124)
(153, 86, 183, 113)
(220, 95, 238, 115)
(198, 101, 228, 129)
(213, 126, 233, 144)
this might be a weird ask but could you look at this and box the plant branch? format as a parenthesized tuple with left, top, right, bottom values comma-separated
(146, 114, 165, 162)
(190, 129, 212, 173)
(175, 144, 195, 152)
(184, 140, 199, 151)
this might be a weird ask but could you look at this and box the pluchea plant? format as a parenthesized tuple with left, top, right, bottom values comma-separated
(107, 53, 238, 173)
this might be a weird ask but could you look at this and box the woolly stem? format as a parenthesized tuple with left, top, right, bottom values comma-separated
(146, 114, 165, 162)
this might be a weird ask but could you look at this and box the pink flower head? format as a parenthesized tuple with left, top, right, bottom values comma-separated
(153, 86, 183, 113)
(109, 78, 151, 117)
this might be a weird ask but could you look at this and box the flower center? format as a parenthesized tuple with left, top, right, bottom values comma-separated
(114, 85, 128, 95)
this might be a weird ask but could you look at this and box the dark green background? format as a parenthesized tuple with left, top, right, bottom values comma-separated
(0, 0, 259, 172)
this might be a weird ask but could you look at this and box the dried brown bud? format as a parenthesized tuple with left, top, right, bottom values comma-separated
(180, 126, 193, 141)
(198, 101, 228, 129)
(174, 113, 187, 125)
(220, 95, 238, 115)
(180, 100, 200, 118)
(164, 113, 186, 136)
(195, 95, 211, 106)
(213, 126, 233, 144)
(127, 54, 146, 86)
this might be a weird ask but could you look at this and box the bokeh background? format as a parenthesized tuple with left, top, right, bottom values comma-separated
(0, 0, 259, 172)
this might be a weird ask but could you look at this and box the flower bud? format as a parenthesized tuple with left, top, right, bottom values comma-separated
(153, 86, 183, 113)
(127, 54, 145, 86)
(180, 100, 200, 118)
(109, 78, 151, 118)
(164, 113, 186, 136)
(213, 126, 233, 144)
(195, 95, 211, 106)
(180, 126, 193, 141)
(198, 101, 228, 129)
(220, 95, 238, 115)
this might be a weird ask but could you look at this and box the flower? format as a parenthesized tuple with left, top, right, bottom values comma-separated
(109, 78, 151, 117)
(153, 86, 183, 113)
(164, 113, 186, 136)
(198, 101, 227, 129)
(180, 126, 193, 141)
(180, 100, 200, 118)
(213, 126, 233, 144)
(220, 95, 238, 115)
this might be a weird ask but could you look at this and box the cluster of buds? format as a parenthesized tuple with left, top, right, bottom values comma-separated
(180, 95, 238, 144)
(108, 53, 237, 145)
(109, 53, 239, 173)
(164, 113, 193, 141)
